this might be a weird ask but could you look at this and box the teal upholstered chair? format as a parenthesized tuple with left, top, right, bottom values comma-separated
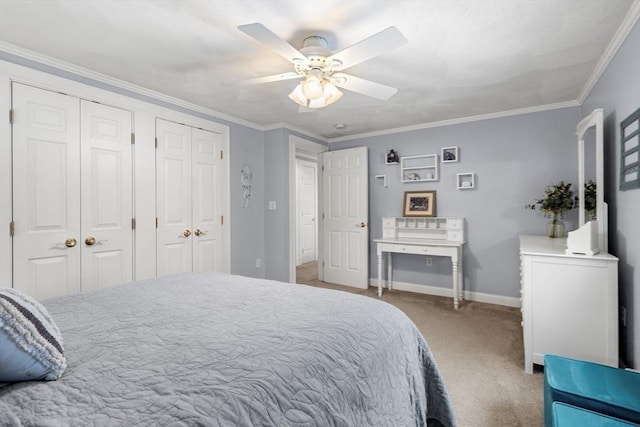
(552, 402, 639, 426)
(544, 354, 640, 426)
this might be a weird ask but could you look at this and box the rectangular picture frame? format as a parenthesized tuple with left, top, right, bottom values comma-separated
(402, 190, 436, 217)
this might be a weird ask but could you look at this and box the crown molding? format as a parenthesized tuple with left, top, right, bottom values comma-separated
(327, 100, 580, 143)
(0, 41, 265, 132)
(263, 122, 326, 142)
(577, 0, 640, 104)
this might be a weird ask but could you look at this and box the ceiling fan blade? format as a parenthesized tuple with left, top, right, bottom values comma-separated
(327, 26, 407, 71)
(331, 73, 398, 100)
(239, 72, 301, 86)
(238, 23, 307, 64)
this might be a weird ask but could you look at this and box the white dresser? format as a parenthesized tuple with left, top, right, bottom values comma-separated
(519, 235, 618, 374)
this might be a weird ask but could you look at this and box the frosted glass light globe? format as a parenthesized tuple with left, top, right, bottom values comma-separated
(301, 76, 323, 99)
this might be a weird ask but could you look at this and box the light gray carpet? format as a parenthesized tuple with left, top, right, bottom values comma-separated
(296, 264, 543, 427)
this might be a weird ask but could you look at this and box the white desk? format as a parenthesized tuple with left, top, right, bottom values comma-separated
(374, 237, 465, 309)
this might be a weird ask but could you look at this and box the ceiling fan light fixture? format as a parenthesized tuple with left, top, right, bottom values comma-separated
(289, 78, 343, 109)
(301, 75, 323, 99)
(322, 82, 342, 105)
(288, 83, 308, 107)
(307, 83, 343, 109)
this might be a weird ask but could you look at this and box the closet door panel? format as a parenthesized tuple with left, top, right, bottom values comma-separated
(192, 128, 222, 273)
(156, 119, 192, 276)
(80, 100, 133, 292)
(12, 83, 81, 300)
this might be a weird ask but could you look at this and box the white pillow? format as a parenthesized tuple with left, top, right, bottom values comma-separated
(0, 288, 66, 381)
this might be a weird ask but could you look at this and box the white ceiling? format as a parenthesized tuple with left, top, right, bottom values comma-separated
(0, 0, 637, 140)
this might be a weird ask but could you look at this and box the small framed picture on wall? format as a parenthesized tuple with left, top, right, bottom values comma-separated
(441, 146, 459, 163)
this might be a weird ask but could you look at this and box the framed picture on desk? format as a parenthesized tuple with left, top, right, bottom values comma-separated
(403, 190, 436, 217)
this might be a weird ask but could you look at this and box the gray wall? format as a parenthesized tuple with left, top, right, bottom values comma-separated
(263, 129, 327, 282)
(582, 18, 640, 368)
(228, 124, 266, 278)
(331, 107, 582, 299)
(264, 128, 290, 282)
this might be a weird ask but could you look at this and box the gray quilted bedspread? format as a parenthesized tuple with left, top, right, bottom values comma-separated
(0, 272, 456, 426)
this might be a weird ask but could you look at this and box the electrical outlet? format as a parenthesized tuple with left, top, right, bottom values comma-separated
(256, 258, 261, 268)
(426, 257, 432, 266)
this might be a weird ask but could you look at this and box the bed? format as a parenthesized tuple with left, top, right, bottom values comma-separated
(0, 272, 456, 426)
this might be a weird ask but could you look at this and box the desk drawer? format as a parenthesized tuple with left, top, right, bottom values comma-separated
(393, 244, 433, 255)
(382, 229, 395, 238)
(447, 231, 463, 242)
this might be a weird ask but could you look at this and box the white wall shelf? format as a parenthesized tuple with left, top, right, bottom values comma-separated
(400, 154, 438, 182)
(375, 174, 388, 187)
(457, 172, 475, 189)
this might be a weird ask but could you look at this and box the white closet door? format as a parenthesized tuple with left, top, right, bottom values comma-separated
(156, 119, 193, 276)
(192, 128, 223, 273)
(80, 100, 133, 292)
(12, 83, 81, 300)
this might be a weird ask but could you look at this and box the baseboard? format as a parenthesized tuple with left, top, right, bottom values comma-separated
(368, 279, 521, 308)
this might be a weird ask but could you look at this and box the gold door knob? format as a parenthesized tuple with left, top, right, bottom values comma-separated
(85, 236, 96, 246)
(194, 228, 208, 236)
(360, 222, 368, 228)
(183, 229, 192, 237)
(65, 238, 77, 248)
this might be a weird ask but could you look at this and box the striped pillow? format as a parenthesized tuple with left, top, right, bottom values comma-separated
(0, 288, 66, 382)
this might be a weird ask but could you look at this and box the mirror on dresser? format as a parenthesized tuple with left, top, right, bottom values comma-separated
(575, 108, 607, 252)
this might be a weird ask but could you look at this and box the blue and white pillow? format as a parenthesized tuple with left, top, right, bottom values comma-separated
(0, 288, 66, 382)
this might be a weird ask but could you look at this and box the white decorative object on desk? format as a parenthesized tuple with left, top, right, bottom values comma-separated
(566, 220, 600, 255)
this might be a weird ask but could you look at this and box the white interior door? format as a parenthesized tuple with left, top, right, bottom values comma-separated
(192, 127, 223, 273)
(80, 100, 133, 292)
(297, 159, 317, 265)
(156, 119, 193, 276)
(322, 147, 369, 288)
(12, 83, 81, 300)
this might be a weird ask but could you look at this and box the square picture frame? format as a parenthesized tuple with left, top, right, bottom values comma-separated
(441, 146, 459, 163)
(402, 190, 436, 217)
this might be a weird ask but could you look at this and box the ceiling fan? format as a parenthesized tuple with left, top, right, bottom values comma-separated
(237, 23, 407, 108)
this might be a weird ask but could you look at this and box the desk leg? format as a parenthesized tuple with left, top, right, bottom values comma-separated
(377, 250, 383, 297)
(387, 252, 393, 291)
(457, 248, 464, 304)
(452, 256, 460, 310)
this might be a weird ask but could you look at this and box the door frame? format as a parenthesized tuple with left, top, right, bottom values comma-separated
(289, 135, 328, 283)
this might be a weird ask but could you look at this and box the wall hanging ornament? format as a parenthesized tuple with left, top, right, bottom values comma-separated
(241, 164, 253, 208)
